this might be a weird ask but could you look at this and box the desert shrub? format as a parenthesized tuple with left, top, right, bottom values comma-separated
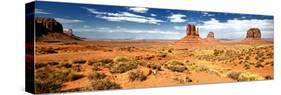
(165, 60, 187, 72)
(227, 72, 241, 80)
(255, 62, 264, 68)
(110, 61, 138, 73)
(35, 68, 84, 93)
(48, 61, 59, 65)
(213, 49, 224, 56)
(113, 56, 130, 63)
(36, 68, 83, 82)
(88, 59, 113, 68)
(73, 65, 82, 72)
(128, 70, 147, 81)
(73, 59, 87, 64)
(158, 52, 167, 58)
(237, 72, 264, 81)
(88, 72, 106, 80)
(39, 47, 58, 54)
(244, 64, 251, 70)
(245, 56, 250, 60)
(265, 75, 273, 80)
(166, 60, 185, 66)
(90, 79, 122, 90)
(35, 63, 48, 69)
(35, 80, 62, 93)
(61, 62, 72, 68)
(147, 63, 162, 70)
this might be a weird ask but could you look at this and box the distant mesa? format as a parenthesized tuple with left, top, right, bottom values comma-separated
(205, 32, 218, 43)
(33, 17, 81, 41)
(176, 24, 202, 44)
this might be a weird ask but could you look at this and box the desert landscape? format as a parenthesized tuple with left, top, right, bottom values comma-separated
(30, 17, 273, 93)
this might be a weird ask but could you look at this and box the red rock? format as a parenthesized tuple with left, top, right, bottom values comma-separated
(176, 24, 202, 44)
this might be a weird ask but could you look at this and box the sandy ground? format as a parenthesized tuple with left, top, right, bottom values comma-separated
(34, 40, 274, 92)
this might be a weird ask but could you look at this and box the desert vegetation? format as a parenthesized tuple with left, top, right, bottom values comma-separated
(34, 40, 273, 93)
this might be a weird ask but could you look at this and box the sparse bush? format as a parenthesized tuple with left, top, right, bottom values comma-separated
(39, 47, 58, 54)
(237, 72, 264, 81)
(245, 56, 250, 60)
(213, 49, 223, 56)
(35, 80, 62, 93)
(35, 63, 48, 69)
(255, 62, 264, 68)
(244, 64, 251, 70)
(227, 72, 241, 80)
(73, 59, 87, 64)
(88, 72, 106, 80)
(113, 56, 130, 63)
(35, 68, 84, 93)
(48, 61, 59, 65)
(165, 60, 187, 72)
(128, 70, 147, 81)
(147, 63, 162, 70)
(265, 75, 273, 80)
(90, 79, 122, 90)
(61, 62, 72, 68)
(110, 61, 138, 73)
(73, 65, 82, 72)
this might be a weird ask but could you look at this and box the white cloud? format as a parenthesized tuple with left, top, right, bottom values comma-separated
(151, 14, 156, 16)
(75, 26, 179, 35)
(129, 7, 149, 13)
(35, 8, 51, 14)
(83, 7, 163, 24)
(202, 12, 215, 17)
(198, 18, 274, 39)
(55, 18, 83, 23)
(168, 14, 186, 23)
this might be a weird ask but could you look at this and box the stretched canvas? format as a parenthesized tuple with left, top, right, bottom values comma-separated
(25, 1, 274, 94)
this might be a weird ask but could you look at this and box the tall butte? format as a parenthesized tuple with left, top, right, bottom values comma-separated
(244, 27, 266, 43)
(176, 24, 202, 44)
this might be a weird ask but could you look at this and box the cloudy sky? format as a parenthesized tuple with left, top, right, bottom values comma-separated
(34, 1, 274, 40)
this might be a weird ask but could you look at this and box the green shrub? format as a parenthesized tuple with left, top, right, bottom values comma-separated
(90, 79, 122, 90)
(128, 70, 147, 81)
(237, 72, 264, 81)
(88, 72, 106, 80)
(110, 61, 138, 73)
(165, 60, 187, 72)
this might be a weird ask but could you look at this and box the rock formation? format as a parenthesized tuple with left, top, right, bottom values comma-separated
(245, 28, 261, 40)
(176, 24, 202, 44)
(34, 17, 63, 37)
(32, 17, 81, 41)
(244, 27, 266, 43)
(64, 29, 74, 37)
(205, 32, 218, 43)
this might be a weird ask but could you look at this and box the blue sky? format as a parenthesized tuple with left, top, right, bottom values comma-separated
(33, 1, 274, 39)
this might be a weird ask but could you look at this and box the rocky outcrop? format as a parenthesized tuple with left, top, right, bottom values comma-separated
(244, 28, 266, 43)
(32, 17, 81, 41)
(64, 29, 74, 37)
(205, 32, 218, 43)
(246, 28, 261, 40)
(176, 24, 202, 44)
(34, 17, 63, 37)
